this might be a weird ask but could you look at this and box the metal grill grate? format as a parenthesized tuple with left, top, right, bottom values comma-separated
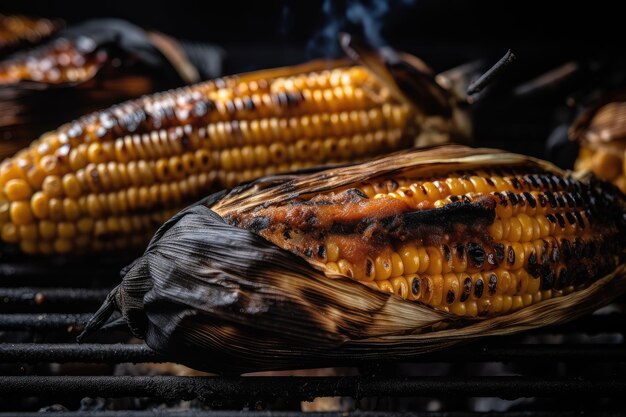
(0, 256, 625, 414)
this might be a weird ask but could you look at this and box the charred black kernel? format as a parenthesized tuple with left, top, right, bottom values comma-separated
(486, 178, 495, 186)
(507, 191, 519, 206)
(546, 192, 558, 208)
(541, 241, 550, 264)
(538, 175, 550, 188)
(347, 188, 368, 199)
(507, 246, 515, 264)
(517, 193, 526, 207)
(496, 192, 508, 206)
(565, 193, 576, 207)
(388, 180, 399, 192)
(510, 178, 522, 189)
(450, 195, 460, 202)
(541, 269, 555, 290)
(317, 245, 326, 259)
(557, 268, 569, 289)
(523, 192, 537, 208)
(447, 290, 456, 304)
(411, 277, 420, 295)
(556, 194, 566, 208)
(546, 214, 557, 224)
(561, 239, 572, 260)
(588, 240, 596, 257)
(365, 259, 374, 277)
(527, 175, 540, 188)
(243, 96, 255, 110)
(225, 100, 236, 115)
(573, 192, 584, 206)
(303, 248, 313, 258)
(551, 245, 560, 263)
(461, 277, 472, 302)
(557, 177, 567, 188)
(548, 176, 559, 188)
(538, 193, 548, 208)
(467, 242, 486, 267)
(574, 212, 585, 228)
(443, 244, 451, 262)
(455, 243, 466, 260)
(574, 238, 584, 258)
(488, 274, 497, 294)
(555, 213, 565, 228)
(494, 244, 505, 263)
(474, 278, 484, 298)
(565, 212, 577, 225)
(528, 250, 537, 266)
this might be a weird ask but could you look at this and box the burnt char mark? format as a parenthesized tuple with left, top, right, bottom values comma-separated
(443, 244, 452, 262)
(365, 258, 374, 277)
(446, 290, 455, 304)
(467, 242, 486, 268)
(507, 245, 515, 265)
(317, 245, 326, 259)
(474, 278, 484, 298)
(574, 212, 585, 229)
(455, 243, 466, 261)
(494, 243, 505, 264)
(488, 274, 497, 294)
(523, 192, 536, 208)
(401, 197, 497, 233)
(411, 277, 421, 295)
(561, 239, 572, 260)
(461, 277, 472, 302)
(303, 248, 313, 258)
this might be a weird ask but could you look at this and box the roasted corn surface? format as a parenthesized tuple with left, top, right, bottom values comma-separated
(0, 59, 434, 254)
(224, 149, 626, 317)
(573, 99, 626, 193)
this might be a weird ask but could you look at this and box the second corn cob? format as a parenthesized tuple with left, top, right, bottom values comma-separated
(0, 51, 461, 255)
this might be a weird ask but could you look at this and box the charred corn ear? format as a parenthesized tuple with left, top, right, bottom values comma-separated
(222, 152, 625, 317)
(571, 95, 626, 193)
(82, 145, 626, 373)
(0, 52, 458, 255)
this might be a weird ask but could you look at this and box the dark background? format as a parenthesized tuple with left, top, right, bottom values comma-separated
(2, 0, 624, 161)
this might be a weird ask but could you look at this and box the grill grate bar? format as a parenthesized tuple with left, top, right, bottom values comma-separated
(0, 288, 110, 308)
(1, 343, 625, 364)
(0, 376, 625, 402)
(0, 412, 624, 417)
(0, 313, 91, 330)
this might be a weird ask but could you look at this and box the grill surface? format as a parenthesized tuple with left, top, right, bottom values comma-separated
(0, 255, 625, 414)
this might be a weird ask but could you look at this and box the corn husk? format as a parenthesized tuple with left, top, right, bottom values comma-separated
(81, 145, 626, 373)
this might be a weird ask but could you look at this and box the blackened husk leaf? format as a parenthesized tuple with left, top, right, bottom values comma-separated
(81, 145, 626, 373)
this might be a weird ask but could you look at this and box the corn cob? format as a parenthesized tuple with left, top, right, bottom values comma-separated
(0, 51, 462, 255)
(0, 14, 61, 57)
(81, 146, 626, 373)
(221, 148, 625, 317)
(572, 94, 626, 193)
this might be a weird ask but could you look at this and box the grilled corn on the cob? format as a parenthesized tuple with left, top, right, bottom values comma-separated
(0, 48, 463, 255)
(81, 145, 626, 372)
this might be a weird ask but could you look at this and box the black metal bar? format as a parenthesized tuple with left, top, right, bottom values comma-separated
(1, 343, 625, 364)
(0, 376, 625, 402)
(0, 412, 624, 417)
(0, 288, 110, 311)
(0, 313, 91, 330)
(0, 343, 164, 363)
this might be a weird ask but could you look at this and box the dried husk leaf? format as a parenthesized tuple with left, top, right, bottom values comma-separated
(82, 145, 626, 373)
